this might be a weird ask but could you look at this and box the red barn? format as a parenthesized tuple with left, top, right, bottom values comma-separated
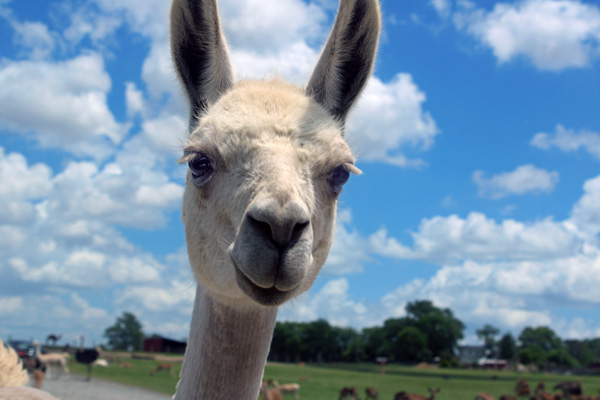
(143, 336, 186, 354)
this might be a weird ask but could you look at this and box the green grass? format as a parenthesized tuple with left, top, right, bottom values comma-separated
(68, 358, 600, 399)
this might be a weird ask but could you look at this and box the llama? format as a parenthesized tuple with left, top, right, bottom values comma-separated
(171, 0, 380, 398)
(270, 380, 300, 399)
(0, 0, 381, 398)
(31, 342, 69, 378)
(260, 382, 284, 400)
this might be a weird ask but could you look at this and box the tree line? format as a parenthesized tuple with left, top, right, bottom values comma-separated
(102, 304, 600, 369)
(269, 300, 600, 368)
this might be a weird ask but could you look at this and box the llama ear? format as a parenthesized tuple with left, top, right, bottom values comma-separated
(170, 0, 234, 129)
(306, 0, 381, 124)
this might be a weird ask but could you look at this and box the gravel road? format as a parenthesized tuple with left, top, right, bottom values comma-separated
(38, 375, 172, 400)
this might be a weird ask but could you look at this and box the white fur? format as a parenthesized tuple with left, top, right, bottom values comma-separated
(171, 0, 381, 399)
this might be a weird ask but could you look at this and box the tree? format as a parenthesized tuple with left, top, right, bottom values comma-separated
(406, 300, 465, 358)
(476, 324, 499, 357)
(104, 312, 145, 351)
(498, 332, 517, 361)
(547, 347, 578, 368)
(518, 326, 562, 352)
(518, 345, 547, 367)
(565, 339, 596, 367)
(395, 326, 431, 362)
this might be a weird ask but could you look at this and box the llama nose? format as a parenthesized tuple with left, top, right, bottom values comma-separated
(246, 201, 310, 249)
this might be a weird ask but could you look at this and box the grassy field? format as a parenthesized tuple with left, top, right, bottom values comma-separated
(67, 357, 600, 399)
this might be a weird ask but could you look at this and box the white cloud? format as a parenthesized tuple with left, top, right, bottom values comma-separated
(570, 175, 600, 236)
(431, 0, 452, 19)
(0, 293, 112, 342)
(347, 74, 439, 167)
(374, 212, 582, 265)
(116, 280, 195, 313)
(280, 278, 371, 327)
(0, 54, 128, 160)
(0, 148, 53, 201)
(323, 215, 372, 275)
(454, 0, 600, 70)
(473, 164, 559, 199)
(12, 21, 56, 60)
(92, 0, 170, 40)
(0, 147, 182, 292)
(531, 124, 600, 160)
(219, 0, 327, 53)
(125, 82, 145, 117)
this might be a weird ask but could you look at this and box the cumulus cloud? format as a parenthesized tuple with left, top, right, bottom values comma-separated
(371, 212, 582, 265)
(0, 147, 182, 292)
(531, 124, 600, 160)
(0, 292, 112, 340)
(346, 74, 439, 167)
(454, 0, 600, 70)
(322, 211, 372, 275)
(0, 54, 128, 160)
(280, 278, 372, 327)
(571, 175, 600, 236)
(219, 0, 327, 53)
(473, 164, 559, 199)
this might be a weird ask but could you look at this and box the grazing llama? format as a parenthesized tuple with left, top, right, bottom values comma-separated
(0, 0, 381, 398)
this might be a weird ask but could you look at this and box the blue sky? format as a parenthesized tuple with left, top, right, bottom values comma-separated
(1, 0, 600, 347)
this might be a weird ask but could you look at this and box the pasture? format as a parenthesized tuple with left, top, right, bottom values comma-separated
(66, 357, 600, 399)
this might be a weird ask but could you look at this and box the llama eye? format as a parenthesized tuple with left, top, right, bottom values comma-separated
(328, 165, 350, 193)
(188, 153, 215, 187)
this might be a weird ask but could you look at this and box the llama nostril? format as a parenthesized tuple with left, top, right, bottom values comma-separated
(246, 215, 274, 244)
(246, 210, 310, 250)
(290, 221, 309, 243)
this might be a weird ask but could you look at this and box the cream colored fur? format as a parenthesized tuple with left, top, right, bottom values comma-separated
(0, 339, 28, 388)
(172, 0, 381, 399)
(0, 339, 59, 400)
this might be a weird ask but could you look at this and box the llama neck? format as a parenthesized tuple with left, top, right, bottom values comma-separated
(174, 286, 278, 400)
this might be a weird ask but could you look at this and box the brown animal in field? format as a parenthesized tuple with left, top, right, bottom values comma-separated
(299, 375, 309, 382)
(553, 381, 583, 396)
(535, 382, 545, 396)
(339, 386, 359, 400)
(365, 386, 378, 399)
(474, 393, 494, 400)
(150, 363, 174, 376)
(499, 395, 516, 400)
(269, 380, 300, 399)
(395, 387, 440, 400)
(260, 385, 283, 400)
(516, 379, 531, 397)
(118, 362, 132, 368)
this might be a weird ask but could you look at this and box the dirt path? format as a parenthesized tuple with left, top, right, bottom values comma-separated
(39, 375, 172, 400)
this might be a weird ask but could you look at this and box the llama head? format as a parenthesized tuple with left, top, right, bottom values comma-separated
(171, 0, 381, 308)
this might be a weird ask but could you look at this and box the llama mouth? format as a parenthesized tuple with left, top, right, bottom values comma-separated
(232, 261, 296, 307)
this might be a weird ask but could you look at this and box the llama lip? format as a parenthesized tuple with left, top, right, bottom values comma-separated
(231, 259, 296, 306)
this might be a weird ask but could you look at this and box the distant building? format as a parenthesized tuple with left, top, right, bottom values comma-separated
(143, 336, 186, 354)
